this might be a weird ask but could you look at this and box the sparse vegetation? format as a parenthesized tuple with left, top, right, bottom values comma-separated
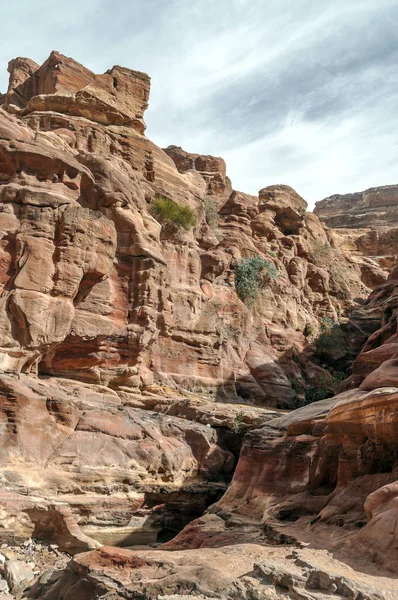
(303, 322, 314, 338)
(315, 317, 348, 354)
(204, 197, 218, 230)
(150, 195, 196, 231)
(305, 386, 329, 404)
(232, 410, 245, 434)
(223, 324, 242, 340)
(226, 175, 232, 187)
(304, 369, 346, 405)
(310, 241, 332, 265)
(319, 369, 346, 393)
(234, 256, 278, 303)
(289, 377, 304, 394)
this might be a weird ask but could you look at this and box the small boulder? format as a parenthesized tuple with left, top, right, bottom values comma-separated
(0, 580, 9, 594)
(4, 560, 34, 592)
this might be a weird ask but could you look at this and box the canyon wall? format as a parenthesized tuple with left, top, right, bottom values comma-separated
(315, 185, 398, 273)
(0, 51, 397, 599)
(0, 51, 382, 408)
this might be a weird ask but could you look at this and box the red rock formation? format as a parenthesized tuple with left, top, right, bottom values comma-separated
(164, 145, 231, 200)
(0, 50, 397, 596)
(164, 265, 398, 573)
(0, 51, 374, 409)
(314, 184, 398, 229)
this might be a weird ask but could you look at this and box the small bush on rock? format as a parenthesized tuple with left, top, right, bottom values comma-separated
(151, 195, 196, 230)
(303, 322, 314, 337)
(235, 256, 278, 303)
(232, 411, 245, 434)
(319, 369, 346, 393)
(305, 386, 329, 404)
(315, 317, 348, 354)
(204, 197, 218, 230)
(310, 241, 332, 265)
(304, 370, 346, 405)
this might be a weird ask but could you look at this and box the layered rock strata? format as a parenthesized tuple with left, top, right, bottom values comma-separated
(315, 186, 398, 273)
(0, 50, 397, 600)
(0, 51, 379, 409)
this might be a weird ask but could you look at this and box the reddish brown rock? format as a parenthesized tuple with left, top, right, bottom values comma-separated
(314, 184, 398, 230)
(0, 50, 397, 593)
(164, 145, 231, 200)
(0, 57, 372, 407)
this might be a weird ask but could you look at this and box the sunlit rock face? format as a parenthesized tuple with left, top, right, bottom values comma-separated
(315, 185, 398, 230)
(315, 186, 398, 276)
(1, 51, 398, 596)
(167, 265, 398, 573)
(0, 51, 373, 404)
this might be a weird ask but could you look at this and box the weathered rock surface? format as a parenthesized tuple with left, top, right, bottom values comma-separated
(0, 374, 243, 547)
(30, 544, 396, 599)
(164, 145, 231, 201)
(3, 560, 34, 593)
(315, 185, 398, 230)
(0, 51, 374, 409)
(179, 266, 398, 574)
(0, 49, 397, 600)
(314, 186, 398, 275)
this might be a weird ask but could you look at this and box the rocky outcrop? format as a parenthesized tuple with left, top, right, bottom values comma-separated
(314, 185, 398, 229)
(2, 51, 150, 133)
(164, 145, 232, 200)
(0, 374, 248, 546)
(0, 49, 397, 599)
(165, 265, 398, 574)
(314, 186, 398, 275)
(30, 543, 395, 599)
(0, 51, 376, 410)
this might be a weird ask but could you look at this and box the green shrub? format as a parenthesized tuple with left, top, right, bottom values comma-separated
(319, 370, 346, 393)
(303, 322, 314, 338)
(290, 377, 305, 394)
(204, 197, 218, 230)
(304, 369, 346, 405)
(235, 256, 278, 303)
(232, 411, 245, 434)
(151, 195, 196, 230)
(315, 318, 348, 354)
(310, 241, 332, 265)
(305, 386, 329, 404)
(226, 175, 232, 187)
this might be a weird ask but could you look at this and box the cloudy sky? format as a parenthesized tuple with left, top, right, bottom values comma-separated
(1, 0, 397, 207)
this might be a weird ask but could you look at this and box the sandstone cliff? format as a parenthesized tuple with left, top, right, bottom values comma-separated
(315, 185, 398, 274)
(0, 51, 381, 408)
(0, 51, 397, 600)
(315, 185, 398, 230)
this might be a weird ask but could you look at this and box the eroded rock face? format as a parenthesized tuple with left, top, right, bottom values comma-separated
(0, 374, 243, 547)
(314, 186, 398, 277)
(30, 544, 394, 599)
(2, 51, 150, 133)
(0, 49, 397, 597)
(164, 145, 231, 201)
(315, 185, 398, 229)
(179, 266, 398, 573)
(0, 51, 374, 409)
